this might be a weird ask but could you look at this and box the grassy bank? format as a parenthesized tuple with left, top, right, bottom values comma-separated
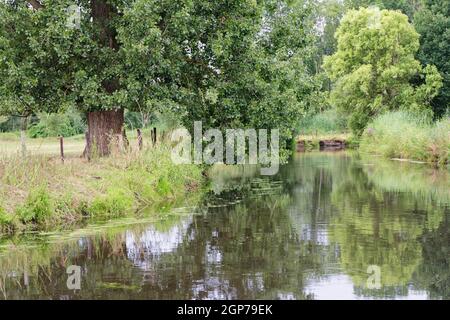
(360, 111, 450, 166)
(0, 145, 204, 235)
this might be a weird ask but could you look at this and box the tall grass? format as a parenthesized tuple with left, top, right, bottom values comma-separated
(298, 108, 348, 135)
(0, 144, 204, 234)
(360, 111, 450, 166)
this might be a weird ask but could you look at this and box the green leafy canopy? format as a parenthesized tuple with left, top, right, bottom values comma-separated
(323, 7, 442, 135)
(1, 0, 322, 156)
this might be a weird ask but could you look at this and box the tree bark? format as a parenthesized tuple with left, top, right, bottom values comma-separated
(91, 0, 119, 50)
(84, 109, 127, 157)
(83, 0, 125, 157)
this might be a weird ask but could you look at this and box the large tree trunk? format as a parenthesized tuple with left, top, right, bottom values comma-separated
(84, 109, 127, 157)
(83, 0, 124, 158)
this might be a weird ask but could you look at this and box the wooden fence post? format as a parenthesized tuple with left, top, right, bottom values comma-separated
(85, 131, 91, 161)
(137, 129, 143, 150)
(151, 127, 157, 146)
(59, 136, 65, 164)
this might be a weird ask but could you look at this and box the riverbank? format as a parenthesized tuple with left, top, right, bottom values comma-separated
(0, 145, 205, 235)
(297, 111, 449, 167)
(1, 151, 448, 299)
(296, 133, 355, 151)
(360, 112, 449, 167)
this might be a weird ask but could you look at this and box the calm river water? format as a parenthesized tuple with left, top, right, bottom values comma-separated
(0, 152, 448, 299)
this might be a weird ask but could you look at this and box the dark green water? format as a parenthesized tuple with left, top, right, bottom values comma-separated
(0, 152, 449, 300)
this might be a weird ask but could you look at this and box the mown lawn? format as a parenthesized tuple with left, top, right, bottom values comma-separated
(0, 134, 85, 157)
(0, 129, 155, 157)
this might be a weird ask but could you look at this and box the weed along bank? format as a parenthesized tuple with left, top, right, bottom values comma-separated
(0, 146, 205, 234)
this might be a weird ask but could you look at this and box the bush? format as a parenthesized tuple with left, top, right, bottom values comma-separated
(298, 108, 348, 134)
(28, 109, 85, 138)
(0, 116, 21, 132)
(360, 111, 450, 166)
(16, 186, 53, 224)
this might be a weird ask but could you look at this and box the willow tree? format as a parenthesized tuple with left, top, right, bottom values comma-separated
(323, 7, 442, 135)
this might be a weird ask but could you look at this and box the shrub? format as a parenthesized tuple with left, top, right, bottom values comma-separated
(0, 116, 21, 133)
(16, 186, 53, 224)
(28, 109, 85, 138)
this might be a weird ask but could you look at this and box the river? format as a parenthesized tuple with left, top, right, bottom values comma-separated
(0, 152, 448, 299)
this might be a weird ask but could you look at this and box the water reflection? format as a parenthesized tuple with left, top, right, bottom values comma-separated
(126, 217, 192, 268)
(0, 152, 448, 299)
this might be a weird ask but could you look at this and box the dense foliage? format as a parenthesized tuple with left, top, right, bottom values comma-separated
(0, 0, 448, 151)
(415, 0, 450, 118)
(323, 7, 442, 135)
(28, 109, 85, 138)
(342, 0, 450, 118)
(0, 0, 323, 156)
(118, 0, 322, 154)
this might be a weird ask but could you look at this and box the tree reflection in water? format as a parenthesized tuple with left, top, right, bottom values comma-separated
(0, 152, 448, 299)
